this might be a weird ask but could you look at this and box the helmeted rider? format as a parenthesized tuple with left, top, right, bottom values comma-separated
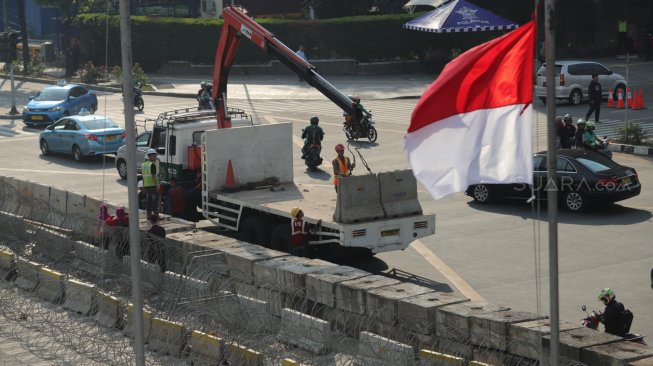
(556, 114, 576, 149)
(301, 116, 324, 159)
(575, 119, 586, 149)
(197, 81, 207, 102)
(582, 121, 604, 150)
(332, 143, 355, 192)
(597, 288, 633, 337)
(343, 95, 370, 136)
(199, 83, 214, 110)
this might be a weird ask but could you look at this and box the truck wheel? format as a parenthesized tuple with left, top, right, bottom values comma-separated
(240, 216, 268, 246)
(270, 224, 291, 252)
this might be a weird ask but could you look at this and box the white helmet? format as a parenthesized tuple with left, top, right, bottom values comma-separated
(146, 148, 157, 156)
(137, 180, 144, 188)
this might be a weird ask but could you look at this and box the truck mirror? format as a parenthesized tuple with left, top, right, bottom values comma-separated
(169, 135, 176, 156)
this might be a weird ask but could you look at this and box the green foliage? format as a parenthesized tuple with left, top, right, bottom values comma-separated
(132, 63, 147, 85)
(73, 12, 504, 71)
(80, 61, 99, 83)
(616, 122, 649, 145)
(3, 59, 46, 77)
(111, 65, 122, 82)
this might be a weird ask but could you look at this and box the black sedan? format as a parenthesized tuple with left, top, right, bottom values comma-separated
(465, 149, 641, 212)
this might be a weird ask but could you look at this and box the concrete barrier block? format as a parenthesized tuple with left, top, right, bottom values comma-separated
(378, 169, 423, 218)
(189, 330, 224, 365)
(95, 291, 122, 328)
(334, 174, 385, 223)
(123, 303, 153, 341)
(122, 255, 162, 289)
(0, 249, 16, 281)
(36, 267, 65, 303)
(581, 341, 653, 366)
(398, 291, 468, 336)
(336, 275, 401, 315)
(223, 245, 288, 279)
(543, 327, 622, 363)
(31, 182, 51, 205)
(161, 271, 210, 298)
(282, 359, 303, 366)
(63, 279, 97, 316)
(15, 257, 41, 291)
(49, 187, 68, 216)
(72, 240, 119, 277)
(419, 349, 464, 366)
(305, 266, 370, 308)
(253, 256, 336, 296)
(233, 281, 290, 318)
(365, 282, 434, 325)
(356, 331, 415, 366)
(437, 337, 473, 360)
(470, 310, 544, 351)
(629, 357, 653, 365)
(17, 179, 34, 201)
(65, 191, 86, 216)
(435, 302, 510, 342)
(33, 228, 73, 261)
(149, 317, 187, 356)
(280, 308, 331, 354)
(0, 211, 28, 241)
(508, 319, 579, 360)
(228, 342, 264, 366)
(468, 360, 496, 366)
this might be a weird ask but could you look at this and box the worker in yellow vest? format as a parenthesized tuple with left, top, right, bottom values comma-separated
(142, 149, 160, 223)
(332, 144, 355, 192)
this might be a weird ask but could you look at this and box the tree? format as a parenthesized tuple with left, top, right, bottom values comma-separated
(16, 0, 30, 74)
(33, 0, 81, 77)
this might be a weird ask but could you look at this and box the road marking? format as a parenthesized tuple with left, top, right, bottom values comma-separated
(0, 168, 116, 176)
(0, 136, 38, 142)
(411, 239, 483, 301)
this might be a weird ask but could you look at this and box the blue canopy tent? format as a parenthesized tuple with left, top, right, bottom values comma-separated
(403, 0, 518, 33)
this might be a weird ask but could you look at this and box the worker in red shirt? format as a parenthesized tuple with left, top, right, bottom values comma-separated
(290, 207, 321, 257)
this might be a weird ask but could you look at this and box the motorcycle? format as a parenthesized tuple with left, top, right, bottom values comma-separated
(580, 305, 646, 344)
(595, 136, 612, 159)
(343, 112, 378, 143)
(198, 97, 214, 110)
(302, 144, 323, 171)
(133, 85, 144, 111)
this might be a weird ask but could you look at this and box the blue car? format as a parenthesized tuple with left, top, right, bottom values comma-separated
(39, 111, 125, 162)
(23, 83, 98, 127)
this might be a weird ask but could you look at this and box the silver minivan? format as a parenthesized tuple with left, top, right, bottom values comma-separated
(535, 61, 627, 105)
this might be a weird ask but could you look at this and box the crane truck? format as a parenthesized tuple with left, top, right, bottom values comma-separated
(151, 6, 436, 256)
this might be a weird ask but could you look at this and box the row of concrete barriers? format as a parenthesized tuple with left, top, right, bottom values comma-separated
(2, 174, 653, 365)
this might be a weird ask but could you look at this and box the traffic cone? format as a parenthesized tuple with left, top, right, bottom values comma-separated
(638, 88, 646, 109)
(627, 87, 633, 107)
(225, 160, 236, 187)
(607, 88, 614, 108)
(616, 91, 624, 109)
(631, 89, 640, 109)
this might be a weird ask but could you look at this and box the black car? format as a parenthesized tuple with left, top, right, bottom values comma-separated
(465, 149, 641, 212)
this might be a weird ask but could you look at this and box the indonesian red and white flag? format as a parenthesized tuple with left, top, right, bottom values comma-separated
(405, 20, 535, 200)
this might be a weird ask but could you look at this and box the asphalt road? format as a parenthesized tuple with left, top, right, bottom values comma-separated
(0, 81, 652, 339)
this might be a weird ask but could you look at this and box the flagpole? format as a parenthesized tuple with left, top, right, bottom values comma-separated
(543, 0, 560, 365)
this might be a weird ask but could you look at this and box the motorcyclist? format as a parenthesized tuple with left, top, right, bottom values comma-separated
(344, 95, 370, 137)
(301, 116, 324, 159)
(597, 288, 633, 337)
(582, 121, 604, 150)
(575, 119, 586, 149)
(556, 114, 576, 149)
(197, 81, 207, 102)
(199, 83, 214, 110)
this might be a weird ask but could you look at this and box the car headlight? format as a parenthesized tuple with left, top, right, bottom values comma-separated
(48, 106, 64, 112)
(23, 106, 30, 112)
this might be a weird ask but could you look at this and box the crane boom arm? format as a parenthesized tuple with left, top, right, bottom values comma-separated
(212, 6, 357, 128)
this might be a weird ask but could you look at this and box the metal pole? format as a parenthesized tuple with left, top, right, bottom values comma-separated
(544, 0, 559, 365)
(9, 64, 18, 114)
(2, 0, 7, 32)
(118, 0, 145, 364)
(624, 52, 629, 124)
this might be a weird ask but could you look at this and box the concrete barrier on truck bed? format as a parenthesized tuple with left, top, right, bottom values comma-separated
(333, 174, 385, 223)
(377, 169, 423, 218)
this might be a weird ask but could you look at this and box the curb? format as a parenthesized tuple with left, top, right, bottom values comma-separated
(608, 142, 653, 156)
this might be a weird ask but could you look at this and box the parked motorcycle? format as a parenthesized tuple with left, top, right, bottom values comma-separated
(133, 84, 144, 111)
(302, 144, 323, 171)
(580, 305, 646, 344)
(343, 112, 378, 143)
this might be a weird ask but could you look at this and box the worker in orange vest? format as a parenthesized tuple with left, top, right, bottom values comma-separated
(332, 144, 355, 192)
(290, 207, 321, 257)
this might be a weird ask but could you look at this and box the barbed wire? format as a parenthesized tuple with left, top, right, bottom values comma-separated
(0, 179, 594, 366)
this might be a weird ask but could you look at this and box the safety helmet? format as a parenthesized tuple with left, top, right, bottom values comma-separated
(146, 148, 157, 156)
(335, 143, 345, 152)
(290, 207, 301, 218)
(598, 288, 615, 305)
(563, 114, 572, 124)
(586, 121, 595, 129)
(576, 118, 586, 125)
(310, 116, 319, 125)
(137, 180, 144, 188)
(352, 95, 361, 102)
(200, 81, 207, 88)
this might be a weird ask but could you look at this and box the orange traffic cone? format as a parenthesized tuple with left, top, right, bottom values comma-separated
(638, 88, 646, 109)
(616, 91, 625, 109)
(629, 89, 638, 109)
(627, 87, 633, 107)
(607, 88, 614, 108)
(225, 160, 236, 187)
(632, 89, 641, 109)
